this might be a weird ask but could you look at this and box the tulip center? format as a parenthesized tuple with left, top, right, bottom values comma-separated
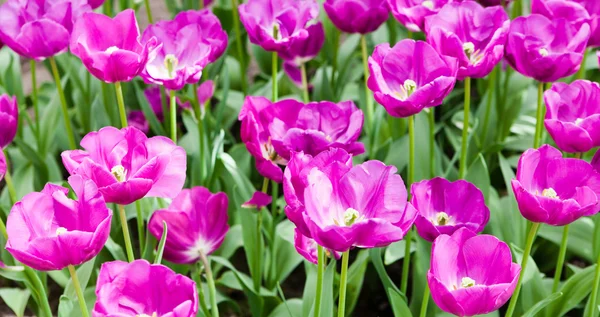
(539, 48, 549, 57)
(272, 23, 281, 40)
(394, 79, 418, 101)
(541, 188, 559, 199)
(422, 0, 434, 9)
(136, 313, 158, 317)
(164, 54, 179, 78)
(435, 212, 450, 226)
(333, 208, 364, 226)
(575, 118, 584, 125)
(105, 46, 119, 54)
(463, 42, 484, 65)
(111, 165, 127, 182)
(461, 277, 476, 288)
(55, 227, 68, 236)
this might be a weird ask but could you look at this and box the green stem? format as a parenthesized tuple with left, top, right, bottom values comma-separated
(169, 89, 177, 142)
(590, 249, 600, 317)
(231, 0, 247, 95)
(534, 81, 545, 148)
(400, 115, 416, 293)
(114, 82, 128, 128)
(135, 200, 144, 257)
(401, 228, 413, 293)
(511, 0, 521, 18)
(49, 57, 77, 149)
(118, 204, 135, 262)
(193, 83, 205, 184)
(459, 77, 471, 179)
(552, 224, 569, 292)
(314, 245, 324, 317)
(331, 29, 340, 88)
(199, 0, 204, 9)
(505, 222, 541, 317)
(576, 48, 588, 80)
(420, 284, 430, 317)
(337, 250, 350, 317)
(3, 150, 17, 206)
(428, 109, 435, 178)
(30, 60, 39, 139)
(481, 67, 497, 147)
(254, 210, 263, 291)
(300, 62, 310, 103)
(199, 252, 219, 317)
(143, 0, 153, 23)
(160, 86, 169, 132)
(0, 217, 7, 241)
(261, 177, 269, 193)
(193, 264, 212, 317)
(272, 51, 278, 101)
(360, 35, 373, 133)
(68, 265, 90, 317)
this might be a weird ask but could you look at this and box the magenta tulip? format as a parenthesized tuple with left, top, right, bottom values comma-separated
(239, 0, 319, 52)
(277, 22, 324, 64)
(324, 0, 389, 34)
(411, 177, 490, 242)
(424, 1, 509, 79)
(0, 94, 18, 149)
(127, 110, 149, 134)
(294, 228, 341, 264)
(512, 145, 600, 226)
(368, 40, 458, 118)
(87, 0, 105, 8)
(428, 228, 520, 317)
(70, 9, 159, 83)
(531, 0, 591, 31)
(239, 97, 365, 183)
(6, 176, 112, 271)
(242, 191, 272, 209)
(144, 86, 166, 122)
(283, 148, 417, 252)
(387, 0, 454, 33)
(61, 126, 187, 205)
(148, 187, 228, 264)
(0, 151, 5, 182)
(571, 0, 600, 46)
(505, 14, 590, 82)
(0, 0, 90, 60)
(93, 259, 198, 317)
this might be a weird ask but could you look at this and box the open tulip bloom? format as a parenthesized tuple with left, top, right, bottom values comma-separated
(0, 94, 18, 149)
(531, 0, 591, 32)
(428, 228, 521, 317)
(324, 0, 389, 34)
(387, 0, 454, 33)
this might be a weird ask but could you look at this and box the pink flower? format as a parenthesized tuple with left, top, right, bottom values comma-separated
(242, 191, 272, 209)
(127, 110, 149, 134)
(0, 94, 18, 148)
(294, 228, 341, 264)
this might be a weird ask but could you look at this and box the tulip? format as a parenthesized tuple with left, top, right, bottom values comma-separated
(127, 111, 149, 134)
(570, 0, 600, 47)
(368, 40, 458, 118)
(242, 191, 272, 209)
(283, 148, 417, 252)
(324, 0, 389, 34)
(504, 14, 590, 82)
(428, 228, 521, 317)
(424, 1, 509, 79)
(148, 187, 229, 264)
(6, 176, 112, 271)
(277, 23, 325, 63)
(294, 228, 341, 264)
(87, 0, 105, 8)
(531, 0, 590, 31)
(0, 150, 6, 183)
(61, 126, 187, 205)
(70, 9, 159, 83)
(511, 145, 600, 226)
(93, 260, 198, 317)
(0, 0, 90, 60)
(144, 85, 166, 122)
(0, 94, 18, 149)
(411, 177, 490, 242)
(387, 0, 454, 33)
(239, 97, 365, 182)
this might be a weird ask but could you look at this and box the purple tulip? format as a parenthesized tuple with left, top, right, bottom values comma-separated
(387, 0, 454, 33)
(368, 40, 458, 118)
(411, 177, 490, 242)
(544, 80, 600, 153)
(294, 228, 341, 264)
(511, 145, 600, 226)
(283, 148, 417, 252)
(0, 0, 90, 60)
(93, 259, 198, 317)
(61, 126, 187, 205)
(505, 14, 590, 82)
(6, 176, 112, 271)
(0, 94, 18, 149)
(127, 111, 149, 134)
(239, 97, 365, 183)
(0, 151, 5, 182)
(571, 0, 600, 46)
(242, 191, 272, 209)
(238, 0, 319, 52)
(148, 187, 228, 264)
(141, 10, 227, 90)
(324, 0, 389, 34)
(424, 1, 509, 80)
(428, 228, 520, 317)
(531, 0, 590, 32)
(70, 9, 159, 83)
(278, 22, 325, 63)
(144, 86, 166, 122)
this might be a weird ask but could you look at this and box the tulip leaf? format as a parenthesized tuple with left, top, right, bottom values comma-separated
(133, 82, 167, 136)
(384, 240, 416, 265)
(270, 220, 303, 287)
(370, 247, 412, 317)
(498, 153, 526, 247)
(64, 257, 96, 300)
(154, 221, 168, 264)
(547, 264, 596, 316)
(538, 217, 594, 262)
(0, 287, 30, 317)
(465, 153, 491, 202)
(345, 250, 369, 315)
(104, 236, 127, 262)
(388, 287, 413, 317)
(522, 292, 563, 317)
(268, 298, 302, 317)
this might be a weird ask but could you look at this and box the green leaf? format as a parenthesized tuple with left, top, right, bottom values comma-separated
(345, 250, 369, 315)
(271, 220, 303, 286)
(133, 82, 167, 136)
(465, 153, 491, 202)
(547, 264, 596, 316)
(522, 292, 563, 317)
(497, 154, 526, 247)
(0, 288, 31, 317)
(154, 221, 168, 264)
(388, 287, 413, 317)
(64, 257, 96, 300)
(384, 240, 416, 265)
(538, 217, 594, 262)
(268, 298, 303, 317)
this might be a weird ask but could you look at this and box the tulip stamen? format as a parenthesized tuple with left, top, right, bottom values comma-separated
(394, 79, 418, 101)
(273, 23, 281, 40)
(55, 227, 68, 236)
(461, 277, 476, 288)
(539, 48, 549, 57)
(111, 165, 127, 182)
(335, 207, 363, 227)
(463, 42, 484, 65)
(541, 188, 559, 199)
(435, 212, 451, 226)
(164, 54, 179, 78)
(422, 0, 434, 9)
(105, 46, 119, 55)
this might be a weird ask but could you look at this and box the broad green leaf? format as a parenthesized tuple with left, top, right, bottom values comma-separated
(0, 288, 30, 317)
(547, 265, 596, 316)
(522, 292, 562, 317)
(64, 257, 96, 300)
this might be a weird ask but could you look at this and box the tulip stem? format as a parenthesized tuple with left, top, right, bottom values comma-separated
(459, 77, 471, 179)
(552, 224, 569, 292)
(505, 222, 541, 317)
(169, 89, 177, 142)
(360, 35, 374, 134)
(193, 83, 206, 184)
(3, 150, 17, 206)
(68, 265, 90, 317)
(300, 62, 310, 103)
(118, 204, 135, 262)
(23, 267, 53, 317)
(314, 245, 325, 317)
(401, 115, 416, 293)
(30, 60, 40, 139)
(481, 67, 497, 147)
(272, 51, 278, 101)
(337, 250, 350, 317)
(428, 109, 435, 178)
(160, 86, 169, 132)
(135, 200, 145, 257)
(576, 48, 588, 80)
(194, 264, 212, 317)
(534, 81, 545, 148)
(49, 57, 77, 149)
(231, 0, 247, 95)
(199, 252, 219, 317)
(114, 82, 128, 128)
(331, 29, 340, 88)
(143, 0, 153, 24)
(401, 228, 413, 293)
(420, 284, 430, 317)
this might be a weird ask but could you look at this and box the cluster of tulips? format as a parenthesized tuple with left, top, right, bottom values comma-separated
(0, 0, 600, 316)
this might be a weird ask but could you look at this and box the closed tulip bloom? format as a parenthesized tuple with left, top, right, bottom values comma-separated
(141, 10, 227, 90)
(239, 97, 365, 182)
(368, 40, 458, 118)
(294, 228, 341, 264)
(61, 126, 187, 205)
(148, 187, 229, 264)
(283, 149, 417, 252)
(505, 14, 590, 82)
(325, 0, 389, 34)
(531, 0, 590, 31)
(93, 260, 198, 317)
(239, 0, 319, 52)
(425, 2, 509, 79)
(387, 0, 454, 33)
(0, 0, 90, 60)
(6, 176, 112, 271)
(511, 145, 600, 226)
(242, 191, 272, 209)
(0, 94, 18, 148)
(544, 80, 600, 153)
(411, 177, 490, 242)
(0, 151, 5, 182)
(428, 228, 520, 317)
(70, 9, 159, 83)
